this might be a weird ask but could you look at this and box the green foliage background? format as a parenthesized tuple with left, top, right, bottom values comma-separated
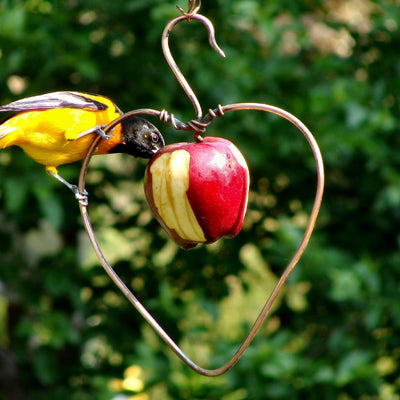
(0, 0, 399, 399)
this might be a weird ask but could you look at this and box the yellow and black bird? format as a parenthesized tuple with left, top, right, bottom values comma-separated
(0, 91, 164, 201)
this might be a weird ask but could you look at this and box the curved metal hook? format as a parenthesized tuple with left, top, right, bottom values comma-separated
(161, 7, 225, 121)
(78, 104, 324, 376)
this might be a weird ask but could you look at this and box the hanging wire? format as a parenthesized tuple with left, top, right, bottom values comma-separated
(161, 0, 225, 122)
(77, 0, 325, 376)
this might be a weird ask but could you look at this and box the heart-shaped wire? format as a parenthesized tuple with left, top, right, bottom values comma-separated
(77, 0, 325, 376)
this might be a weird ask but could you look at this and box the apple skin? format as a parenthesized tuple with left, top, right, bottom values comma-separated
(144, 137, 249, 249)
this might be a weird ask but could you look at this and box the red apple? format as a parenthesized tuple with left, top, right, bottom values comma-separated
(144, 136, 249, 249)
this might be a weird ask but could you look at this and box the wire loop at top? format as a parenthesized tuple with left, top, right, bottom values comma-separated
(162, 1, 225, 122)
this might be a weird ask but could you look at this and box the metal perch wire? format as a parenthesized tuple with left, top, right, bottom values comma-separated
(78, 0, 325, 376)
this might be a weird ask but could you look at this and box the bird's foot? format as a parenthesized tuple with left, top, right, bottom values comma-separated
(96, 126, 114, 140)
(71, 185, 89, 206)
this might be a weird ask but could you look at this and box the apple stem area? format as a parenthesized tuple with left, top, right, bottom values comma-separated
(193, 132, 204, 142)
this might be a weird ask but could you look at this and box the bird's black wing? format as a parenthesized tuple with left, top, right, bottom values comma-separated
(0, 91, 108, 112)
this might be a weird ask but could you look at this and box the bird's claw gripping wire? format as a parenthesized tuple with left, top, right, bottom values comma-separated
(96, 125, 113, 140)
(76, 125, 113, 140)
(72, 186, 89, 206)
(49, 170, 89, 206)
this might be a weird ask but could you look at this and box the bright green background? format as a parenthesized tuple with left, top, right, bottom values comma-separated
(0, 0, 399, 399)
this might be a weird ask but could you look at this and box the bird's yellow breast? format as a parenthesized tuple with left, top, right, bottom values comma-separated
(0, 103, 122, 169)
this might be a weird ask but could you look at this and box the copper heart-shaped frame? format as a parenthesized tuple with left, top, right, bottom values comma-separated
(77, 1, 325, 376)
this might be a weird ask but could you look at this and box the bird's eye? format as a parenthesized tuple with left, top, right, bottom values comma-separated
(152, 134, 159, 143)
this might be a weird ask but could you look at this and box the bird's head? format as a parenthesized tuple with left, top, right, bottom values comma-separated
(111, 117, 165, 158)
